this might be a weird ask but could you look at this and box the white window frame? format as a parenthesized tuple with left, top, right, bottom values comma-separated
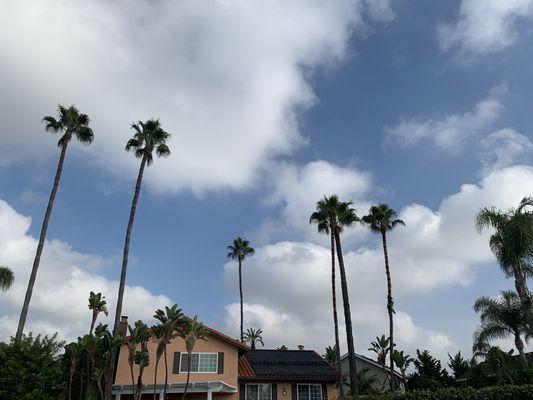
(296, 384, 323, 400)
(245, 383, 272, 400)
(179, 352, 219, 374)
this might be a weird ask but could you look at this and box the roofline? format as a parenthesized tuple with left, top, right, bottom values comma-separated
(239, 376, 339, 382)
(340, 353, 403, 378)
(205, 325, 250, 351)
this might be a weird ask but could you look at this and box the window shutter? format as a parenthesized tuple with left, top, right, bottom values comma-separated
(172, 352, 181, 374)
(240, 384, 246, 400)
(291, 384, 297, 400)
(321, 384, 327, 400)
(217, 352, 224, 374)
(272, 384, 277, 400)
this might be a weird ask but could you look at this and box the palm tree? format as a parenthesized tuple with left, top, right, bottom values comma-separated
(227, 238, 255, 342)
(127, 322, 142, 400)
(476, 197, 533, 334)
(16, 105, 94, 340)
(88, 291, 108, 335)
(323, 345, 338, 366)
(310, 196, 345, 398)
(362, 204, 404, 390)
(473, 290, 529, 366)
(0, 266, 14, 292)
(134, 321, 151, 400)
(64, 342, 81, 400)
(368, 335, 390, 366)
(243, 328, 264, 350)
(179, 317, 208, 400)
(154, 305, 184, 400)
(277, 345, 288, 351)
(106, 119, 171, 399)
(311, 195, 359, 396)
(392, 350, 413, 385)
(151, 324, 165, 400)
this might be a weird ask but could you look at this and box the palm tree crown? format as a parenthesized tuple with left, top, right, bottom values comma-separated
(243, 328, 264, 350)
(125, 119, 171, 165)
(309, 195, 359, 234)
(43, 105, 94, 147)
(88, 291, 108, 334)
(227, 238, 255, 261)
(0, 266, 14, 292)
(361, 203, 405, 233)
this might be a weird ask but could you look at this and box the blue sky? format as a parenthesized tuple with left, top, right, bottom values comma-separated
(1, 0, 533, 363)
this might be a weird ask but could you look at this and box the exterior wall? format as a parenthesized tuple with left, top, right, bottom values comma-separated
(339, 356, 403, 393)
(115, 331, 240, 400)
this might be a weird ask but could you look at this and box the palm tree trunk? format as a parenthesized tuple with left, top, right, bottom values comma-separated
(69, 369, 74, 400)
(381, 231, 395, 391)
(153, 356, 160, 400)
(330, 232, 344, 399)
(514, 262, 533, 335)
(163, 344, 169, 400)
(15, 139, 70, 340)
(334, 231, 358, 397)
(181, 362, 192, 400)
(136, 368, 144, 400)
(239, 259, 244, 342)
(514, 332, 528, 367)
(106, 154, 147, 400)
(130, 362, 136, 400)
(90, 313, 97, 335)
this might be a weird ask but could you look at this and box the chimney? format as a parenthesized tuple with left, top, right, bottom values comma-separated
(118, 316, 128, 337)
(298, 345, 305, 351)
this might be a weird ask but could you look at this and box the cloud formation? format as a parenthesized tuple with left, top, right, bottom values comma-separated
(480, 128, 533, 175)
(439, 0, 533, 58)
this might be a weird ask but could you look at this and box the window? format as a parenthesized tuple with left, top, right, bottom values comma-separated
(246, 384, 272, 400)
(297, 384, 322, 400)
(179, 353, 218, 373)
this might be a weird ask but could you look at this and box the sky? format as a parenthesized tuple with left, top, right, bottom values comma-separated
(1, 0, 533, 365)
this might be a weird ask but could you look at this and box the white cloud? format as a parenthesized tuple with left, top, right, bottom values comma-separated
(0, 0, 397, 194)
(223, 165, 533, 359)
(255, 160, 372, 244)
(0, 198, 171, 341)
(385, 85, 506, 152)
(480, 128, 533, 175)
(439, 0, 533, 58)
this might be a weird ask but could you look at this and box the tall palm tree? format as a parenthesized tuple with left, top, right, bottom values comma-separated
(179, 316, 208, 400)
(0, 266, 14, 292)
(368, 335, 390, 366)
(154, 305, 184, 400)
(106, 119, 171, 399)
(362, 204, 404, 390)
(476, 197, 533, 334)
(151, 324, 165, 400)
(473, 290, 529, 366)
(16, 105, 94, 340)
(310, 197, 345, 398)
(227, 238, 255, 342)
(243, 328, 264, 350)
(88, 291, 108, 335)
(311, 195, 359, 396)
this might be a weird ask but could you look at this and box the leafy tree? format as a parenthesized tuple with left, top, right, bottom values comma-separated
(362, 204, 404, 390)
(16, 105, 94, 340)
(64, 342, 81, 400)
(179, 317, 208, 400)
(323, 345, 338, 366)
(448, 351, 470, 380)
(393, 350, 413, 384)
(473, 291, 529, 366)
(227, 237, 255, 342)
(0, 333, 65, 400)
(244, 328, 264, 350)
(408, 350, 452, 390)
(476, 197, 533, 334)
(88, 291, 108, 335)
(154, 304, 184, 400)
(356, 368, 380, 395)
(0, 265, 14, 291)
(310, 195, 359, 396)
(369, 335, 390, 366)
(107, 119, 171, 398)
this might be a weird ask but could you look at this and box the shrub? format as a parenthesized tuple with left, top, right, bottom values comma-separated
(356, 384, 533, 400)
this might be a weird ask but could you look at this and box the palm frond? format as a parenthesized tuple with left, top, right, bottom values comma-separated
(0, 266, 14, 291)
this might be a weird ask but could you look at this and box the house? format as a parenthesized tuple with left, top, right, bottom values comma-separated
(112, 317, 339, 400)
(339, 353, 404, 393)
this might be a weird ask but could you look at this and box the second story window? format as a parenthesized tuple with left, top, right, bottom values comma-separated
(179, 353, 218, 373)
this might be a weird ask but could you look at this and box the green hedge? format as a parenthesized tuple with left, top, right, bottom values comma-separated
(355, 384, 533, 400)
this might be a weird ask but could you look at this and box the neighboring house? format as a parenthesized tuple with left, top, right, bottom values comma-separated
(112, 317, 339, 400)
(339, 353, 404, 393)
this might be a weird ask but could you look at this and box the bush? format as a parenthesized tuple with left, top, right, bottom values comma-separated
(358, 384, 533, 400)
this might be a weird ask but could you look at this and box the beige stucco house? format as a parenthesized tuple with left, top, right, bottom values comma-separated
(112, 318, 339, 400)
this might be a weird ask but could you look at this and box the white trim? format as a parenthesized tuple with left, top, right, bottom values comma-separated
(296, 384, 323, 400)
(179, 352, 219, 374)
(245, 383, 272, 400)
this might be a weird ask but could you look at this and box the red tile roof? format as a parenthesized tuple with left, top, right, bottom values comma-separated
(239, 355, 256, 377)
